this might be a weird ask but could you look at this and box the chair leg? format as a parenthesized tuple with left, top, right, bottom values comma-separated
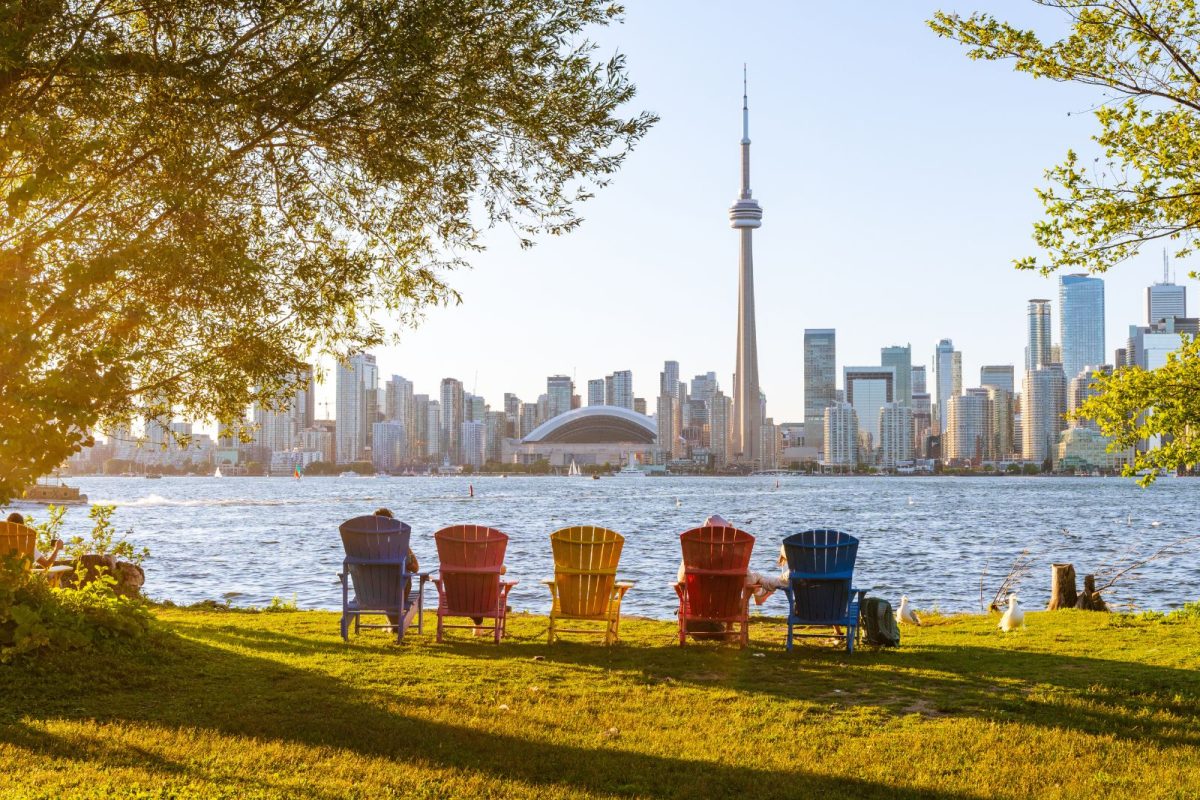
(547, 617, 555, 645)
(846, 625, 855, 654)
(786, 622, 794, 652)
(436, 612, 444, 644)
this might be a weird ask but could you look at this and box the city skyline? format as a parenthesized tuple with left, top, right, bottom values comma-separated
(330, 3, 1185, 425)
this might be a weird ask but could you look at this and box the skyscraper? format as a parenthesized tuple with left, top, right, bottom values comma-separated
(980, 365, 1015, 395)
(934, 339, 956, 433)
(609, 370, 634, 410)
(881, 345, 912, 406)
(709, 390, 732, 467)
(657, 392, 682, 461)
(1059, 274, 1105, 382)
(878, 402, 914, 469)
(1022, 367, 1060, 465)
(945, 390, 993, 464)
(823, 403, 859, 467)
(844, 366, 895, 459)
(546, 375, 573, 420)
(1147, 249, 1187, 323)
(1026, 299, 1052, 371)
(803, 329, 836, 453)
(729, 71, 764, 466)
(335, 352, 377, 463)
(659, 361, 680, 399)
(587, 379, 605, 406)
(911, 365, 927, 395)
(440, 378, 464, 464)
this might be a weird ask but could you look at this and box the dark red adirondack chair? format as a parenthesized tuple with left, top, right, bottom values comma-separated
(673, 525, 756, 647)
(432, 525, 518, 643)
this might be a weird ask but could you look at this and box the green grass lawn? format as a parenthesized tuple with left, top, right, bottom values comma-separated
(1, 606, 1198, 799)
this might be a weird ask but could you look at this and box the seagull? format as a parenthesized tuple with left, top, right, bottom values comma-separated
(999, 595, 1025, 632)
(896, 595, 922, 626)
(675, 498, 682, 508)
(1149, 520, 1163, 528)
(1126, 512, 1133, 526)
(906, 497, 915, 506)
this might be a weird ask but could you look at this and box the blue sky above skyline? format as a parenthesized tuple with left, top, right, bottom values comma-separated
(317, 2, 1185, 423)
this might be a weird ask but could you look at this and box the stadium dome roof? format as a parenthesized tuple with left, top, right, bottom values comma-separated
(522, 406, 657, 444)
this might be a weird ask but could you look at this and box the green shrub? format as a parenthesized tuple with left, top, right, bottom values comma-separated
(0, 558, 151, 663)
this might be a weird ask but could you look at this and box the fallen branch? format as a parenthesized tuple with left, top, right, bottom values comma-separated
(1094, 534, 1200, 595)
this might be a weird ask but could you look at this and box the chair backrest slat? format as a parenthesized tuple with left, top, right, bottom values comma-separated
(0, 522, 36, 570)
(551, 526, 624, 617)
(435, 524, 509, 615)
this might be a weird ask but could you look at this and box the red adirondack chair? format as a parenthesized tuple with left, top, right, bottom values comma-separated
(673, 525, 755, 647)
(432, 525, 517, 643)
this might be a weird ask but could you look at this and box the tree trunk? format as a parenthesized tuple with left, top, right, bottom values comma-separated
(1075, 573, 1108, 612)
(1048, 563, 1078, 610)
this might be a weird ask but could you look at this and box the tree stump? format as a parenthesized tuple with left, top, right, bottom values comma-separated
(1075, 574, 1109, 612)
(1048, 563, 1078, 610)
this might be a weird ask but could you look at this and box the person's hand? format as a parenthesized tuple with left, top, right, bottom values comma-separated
(51, 538, 64, 551)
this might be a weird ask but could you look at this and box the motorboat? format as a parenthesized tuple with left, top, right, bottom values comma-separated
(613, 452, 645, 477)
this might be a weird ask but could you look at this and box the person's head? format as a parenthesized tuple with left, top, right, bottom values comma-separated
(373, 508, 394, 519)
(6, 512, 24, 524)
(703, 514, 730, 528)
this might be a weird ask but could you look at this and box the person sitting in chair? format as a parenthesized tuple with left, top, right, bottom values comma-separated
(372, 508, 420, 631)
(6, 512, 64, 569)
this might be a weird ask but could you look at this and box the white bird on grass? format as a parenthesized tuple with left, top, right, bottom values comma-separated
(999, 595, 1025, 632)
(896, 595, 922, 626)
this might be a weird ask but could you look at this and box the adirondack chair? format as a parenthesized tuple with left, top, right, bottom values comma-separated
(673, 525, 755, 647)
(432, 524, 518, 643)
(337, 515, 428, 643)
(541, 525, 633, 645)
(781, 529, 864, 653)
(0, 521, 73, 586)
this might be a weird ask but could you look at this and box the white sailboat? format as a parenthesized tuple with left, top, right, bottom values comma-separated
(213, 465, 224, 478)
(567, 458, 583, 477)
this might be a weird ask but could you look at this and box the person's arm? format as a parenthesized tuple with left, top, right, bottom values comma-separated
(406, 549, 419, 573)
(36, 539, 63, 569)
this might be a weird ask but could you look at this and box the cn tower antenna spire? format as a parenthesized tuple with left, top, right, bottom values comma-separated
(742, 64, 749, 144)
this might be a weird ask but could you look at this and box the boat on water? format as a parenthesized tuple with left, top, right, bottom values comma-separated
(567, 458, 583, 477)
(339, 470, 360, 478)
(19, 476, 89, 506)
(213, 466, 224, 478)
(613, 452, 645, 478)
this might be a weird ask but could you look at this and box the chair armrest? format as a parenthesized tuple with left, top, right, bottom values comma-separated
(501, 578, 519, 587)
(615, 580, 635, 588)
(671, 581, 685, 601)
(539, 578, 555, 586)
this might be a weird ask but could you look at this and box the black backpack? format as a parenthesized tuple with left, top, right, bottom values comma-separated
(859, 596, 901, 647)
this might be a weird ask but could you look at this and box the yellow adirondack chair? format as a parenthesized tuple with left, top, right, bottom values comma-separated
(541, 525, 633, 645)
(0, 521, 72, 587)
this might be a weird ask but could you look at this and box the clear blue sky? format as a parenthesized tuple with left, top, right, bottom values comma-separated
(321, 2, 1180, 423)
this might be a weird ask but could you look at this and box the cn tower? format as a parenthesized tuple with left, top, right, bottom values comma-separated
(729, 67, 763, 465)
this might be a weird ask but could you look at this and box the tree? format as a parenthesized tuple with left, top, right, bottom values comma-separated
(0, 1, 655, 502)
(930, 1, 1200, 481)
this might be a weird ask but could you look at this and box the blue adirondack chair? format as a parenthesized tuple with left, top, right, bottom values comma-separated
(781, 529, 865, 653)
(338, 515, 427, 643)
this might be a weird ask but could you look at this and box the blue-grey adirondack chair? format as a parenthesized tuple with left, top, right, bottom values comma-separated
(781, 529, 865, 653)
(338, 515, 427, 643)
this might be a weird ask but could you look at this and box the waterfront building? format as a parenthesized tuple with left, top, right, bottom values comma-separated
(425, 400, 442, 459)
(1027, 299, 1053, 371)
(1068, 365, 1112, 428)
(536, 393, 549, 427)
(608, 370, 634, 410)
(709, 390, 732, 467)
(413, 394, 430, 459)
(1056, 427, 1133, 472)
(881, 345, 913, 407)
(519, 402, 538, 439)
(656, 392, 683, 461)
(759, 418, 779, 470)
(1148, 250, 1187, 323)
(252, 402, 295, 455)
(510, 406, 657, 469)
(440, 378, 465, 464)
(385, 375, 415, 458)
(297, 426, 334, 463)
(1059, 274, 1106, 383)
(459, 421, 486, 469)
(335, 352, 378, 463)
(911, 365, 927, 395)
(371, 421, 406, 473)
(985, 386, 1014, 459)
(980, 365, 1015, 395)
(659, 361, 680, 399)
(844, 366, 895, 460)
(729, 74, 764, 467)
(803, 329, 837, 453)
(878, 402, 914, 470)
(503, 393, 521, 439)
(823, 402, 859, 467)
(546, 375, 573, 421)
(484, 411, 506, 463)
(944, 390, 993, 465)
(1022, 366, 1064, 465)
(934, 339, 957, 433)
(587, 379, 606, 407)
(911, 392, 932, 456)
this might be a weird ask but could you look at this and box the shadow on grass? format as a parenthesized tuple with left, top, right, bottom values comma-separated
(0, 624, 979, 800)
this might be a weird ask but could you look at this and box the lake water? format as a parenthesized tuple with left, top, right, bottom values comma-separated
(21, 475, 1199, 618)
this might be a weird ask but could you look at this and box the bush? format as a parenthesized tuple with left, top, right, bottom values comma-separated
(0, 559, 151, 662)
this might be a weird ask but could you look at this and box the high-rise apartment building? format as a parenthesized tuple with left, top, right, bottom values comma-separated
(659, 361, 680, 399)
(1059, 274, 1105, 383)
(607, 370, 634, 410)
(1022, 365, 1065, 465)
(984, 386, 1013, 459)
(484, 411, 506, 463)
(425, 400, 442, 459)
(934, 339, 957, 433)
(384, 375, 415, 460)
(461, 421, 486, 469)
(980, 365, 1015, 395)
(823, 402, 859, 467)
(878, 402, 914, 469)
(945, 390, 993, 464)
(371, 421, 406, 473)
(911, 365, 927, 395)
(1068, 364, 1112, 429)
(546, 375, 573, 420)
(335, 352, 378, 463)
(656, 393, 683, 461)
(880, 345, 913, 406)
(503, 393, 521, 439)
(803, 329, 837, 453)
(1026, 299, 1052, 371)
(440, 378, 464, 464)
(519, 403, 538, 439)
(413, 394, 430, 459)
(912, 392, 932, 455)
(709, 390, 732, 467)
(587, 379, 605, 407)
(844, 366, 895, 459)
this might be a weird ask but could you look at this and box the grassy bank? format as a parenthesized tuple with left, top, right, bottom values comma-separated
(1, 606, 1198, 799)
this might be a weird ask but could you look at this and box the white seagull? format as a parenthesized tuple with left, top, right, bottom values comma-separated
(999, 595, 1025, 632)
(896, 595, 922, 626)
